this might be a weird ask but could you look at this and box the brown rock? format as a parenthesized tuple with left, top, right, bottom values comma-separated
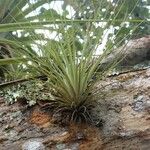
(0, 136, 8, 143)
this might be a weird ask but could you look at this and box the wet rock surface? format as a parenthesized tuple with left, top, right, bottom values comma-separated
(0, 68, 150, 150)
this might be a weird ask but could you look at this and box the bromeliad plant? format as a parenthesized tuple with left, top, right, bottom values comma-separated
(11, 24, 131, 122)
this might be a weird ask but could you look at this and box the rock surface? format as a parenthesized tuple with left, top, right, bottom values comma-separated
(101, 36, 150, 68)
(22, 139, 45, 150)
(92, 68, 150, 149)
(0, 68, 150, 150)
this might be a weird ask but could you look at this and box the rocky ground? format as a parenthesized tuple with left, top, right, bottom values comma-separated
(0, 68, 150, 150)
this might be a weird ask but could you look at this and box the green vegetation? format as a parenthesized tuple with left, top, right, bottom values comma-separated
(0, 0, 149, 122)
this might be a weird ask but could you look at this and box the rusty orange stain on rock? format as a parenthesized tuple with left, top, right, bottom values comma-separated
(29, 106, 51, 128)
(66, 123, 103, 150)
